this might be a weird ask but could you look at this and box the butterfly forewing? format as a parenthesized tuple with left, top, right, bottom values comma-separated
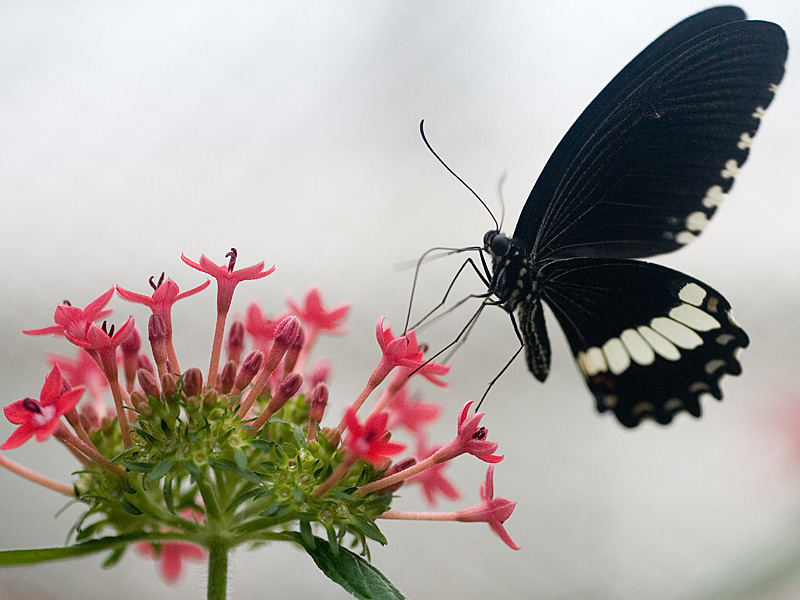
(538, 258, 749, 427)
(512, 16, 787, 261)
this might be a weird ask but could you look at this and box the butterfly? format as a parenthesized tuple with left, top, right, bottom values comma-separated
(476, 6, 787, 427)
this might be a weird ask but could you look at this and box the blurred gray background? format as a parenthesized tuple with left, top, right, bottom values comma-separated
(1, 1, 799, 599)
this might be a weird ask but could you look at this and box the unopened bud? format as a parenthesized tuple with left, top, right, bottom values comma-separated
(282, 325, 305, 375)
(233, 351, 263, 394)
(183, 367, 204, 397)
(308, 383, 329, 424)
(203, 388, 219, 406)
(161, 372, 178, 400)
(375, 458, 417, 494)
(148, 314, 168, 377)
(138, 354, 154, 374)
(227, 320, 245, 364)
(217, 361, 236, 394)
(79, 403, 102, 432)
(137, 368, 160, 398)
(121, 326, 142, 356)
(130, 390, 152, 416)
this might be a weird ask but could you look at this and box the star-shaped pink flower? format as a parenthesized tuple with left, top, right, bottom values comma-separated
(181, 249, 274, 313)
(343, 408, 406, 466)
(287, 287, 349, 338)
(117, 274, 209, 333)
(407, 441, 460, 506)
(2, 367, 84, 449)
(23, 288, 114, 339)
(47, 350, 108, 403)
(455, 466, 519, 550)
(436, 401, 503, 464)
(387, 388, 441, 435)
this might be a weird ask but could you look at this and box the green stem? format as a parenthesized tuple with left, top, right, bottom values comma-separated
(207, 539, 229, 600)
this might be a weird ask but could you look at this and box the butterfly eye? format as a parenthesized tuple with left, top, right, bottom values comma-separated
(485, 232, 510, 257)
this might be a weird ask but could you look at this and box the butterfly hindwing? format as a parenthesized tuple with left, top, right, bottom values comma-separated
(538, 258, 749, 427)
(512, 14, 787, 261)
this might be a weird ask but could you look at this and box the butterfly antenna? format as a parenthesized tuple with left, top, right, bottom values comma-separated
(496, 171, 507, 231)
(419, 120, 499, 232)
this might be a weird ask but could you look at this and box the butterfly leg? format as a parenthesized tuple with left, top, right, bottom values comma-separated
(405, 254, 492, 332)
(475, 312, 525, 409)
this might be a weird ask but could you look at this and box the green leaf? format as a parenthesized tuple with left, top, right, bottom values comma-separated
(102, 546, 126, 568)
(209, 458, 262, 484)
(120, 459, 153, 473)
(120, 499, 143, 516)
(145, 458, 175, 484)
(0, 534, 147, 566)
(290, 533, 406, 600)
(233, 447, 248, 470)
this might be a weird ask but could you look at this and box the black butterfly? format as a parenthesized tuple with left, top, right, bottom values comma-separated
(473, 7, 787, 427)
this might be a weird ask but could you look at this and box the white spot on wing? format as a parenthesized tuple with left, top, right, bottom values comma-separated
(678, 283, 706, 306)
(702, 185, 724, 208)
(651, 317, 703, 349)
(752, 106, 766, 119)
(686, 211, 709, 232)
(669, 303, 720, 331)
(721, 159, 740, 179)
(577, 348, 607, 376)
(620, 329, 655, 366)
(705, 359, 726, 375)
(769, 83, 779, 94)
(602, 337, 631, 375)
(737, 132, 753, 150)
(675, 231, 697, 245)
(637, 325, 680, 361)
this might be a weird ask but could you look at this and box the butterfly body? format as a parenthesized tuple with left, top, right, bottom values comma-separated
(473, 7, 786, 427)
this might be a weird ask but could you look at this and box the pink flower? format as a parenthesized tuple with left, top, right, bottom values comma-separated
(387, 388, 441, 435)
(23, 288, 114, 338)
(116, 274, 209, 334)
(65, 318, 136, 354)
(2, 367, 84, 449)
(343, 408, 406, 466)
(407, 442, 460, 505)
(244, 302, 285, 352)
(47, 350, 108, 403)
(181, 249, 274, 313)
(437, 401, 503, 464)
(136, 541, 206, 583)
(287, 288, 350, 337)
(455, 466, 519, 550)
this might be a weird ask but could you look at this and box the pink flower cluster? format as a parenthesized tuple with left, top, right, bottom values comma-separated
(1, 249, 520, 584)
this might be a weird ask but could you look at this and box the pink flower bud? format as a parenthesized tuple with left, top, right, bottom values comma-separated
(227, 320, 245, 364)
(137, 368, 160, 398)
(183, 367, 203, 397)
(233, 351, 263, 394)
(217, 361, 236, 394)
(282, 325, 305, 375)
(80, 403, 103, 432)
(148, 314, 169, 377)
(121, 326, 141, 355)
(130, 390, 153, 416)
(161, 372, 178, 401)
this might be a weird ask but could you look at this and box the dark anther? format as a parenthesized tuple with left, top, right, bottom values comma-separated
(101, 321, 116, 337)
(149, 272, 166, 291)
(21, 398, 41, 413)
(62, 300, 72, 306)
(419, 342, 430, 353)
(472, 426, 487, 440)
(226, 248, 238, 273)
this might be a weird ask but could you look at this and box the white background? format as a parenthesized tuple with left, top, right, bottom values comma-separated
(1, 2, 799, 599)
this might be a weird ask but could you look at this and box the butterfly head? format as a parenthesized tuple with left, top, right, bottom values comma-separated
(483, 230, 511, 259)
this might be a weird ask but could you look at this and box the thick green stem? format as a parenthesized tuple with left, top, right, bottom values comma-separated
(207, 539, 229, 600)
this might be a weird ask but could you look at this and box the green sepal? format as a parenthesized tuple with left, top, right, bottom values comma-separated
(209, 458, 262, 484)
(289, 533, 406, 600)
(145, 458, 176, 484)
(101, 545, 126, 568)
(120, 499, 143, 516)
